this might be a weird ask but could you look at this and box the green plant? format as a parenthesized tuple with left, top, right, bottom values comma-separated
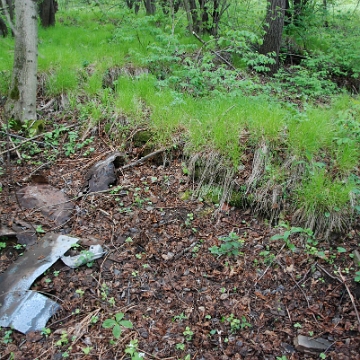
(183, 326, 194, 341)
(176, 343, 185, 350)
(82, 346, 92, 355)
(76, 250, 95, 267)
(185, 213, 194, 227)
(102, 312, 133, 340)
(0, 242, 6, 249)
(55, 331, 69, 347)
(90, 315, 99, 324)
(271, 223, 314, 252)
(293, 322, 302, 329)
(2, 329, 12, 344)
(209, 232, 244, 257)
(75, 289, 85, 297)
(125, 339, 144, 360)
(36, 225, 45, 233)
(224, 314, 251, 333)
(173, 313, 188, 322)
(354, 271, 360, 282)
(41, 327, 51, 337)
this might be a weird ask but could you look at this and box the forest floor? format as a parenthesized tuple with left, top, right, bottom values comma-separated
(0, 102, 360, 360)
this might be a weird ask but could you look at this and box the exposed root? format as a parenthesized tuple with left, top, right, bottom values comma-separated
(187, 151, 235, 212)
(246, 141, 268, 190)
(292, 207, 351, 238)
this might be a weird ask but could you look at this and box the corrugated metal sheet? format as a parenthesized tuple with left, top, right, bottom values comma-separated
(0, 233, 78, 334)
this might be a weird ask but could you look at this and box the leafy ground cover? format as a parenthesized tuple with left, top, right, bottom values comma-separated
(1, 1, 360, 358)
(0, 98, 360, 359)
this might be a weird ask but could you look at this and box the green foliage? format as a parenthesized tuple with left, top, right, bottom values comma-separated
(271, 223, 315, 252)
(102, 312, 133, 340)
(223, 314, 251, 333)
(125, 339, 144, 360)
(354, 271, 360, 283)
(183, 327, 193, 341)
(209, 232, 244, 257)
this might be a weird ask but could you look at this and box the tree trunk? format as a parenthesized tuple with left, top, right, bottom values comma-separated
(5, 0, 38, 123)
(143, 0, 156, 14)
(183, 0, 193, 32)
(0, 16, 7, 36)
(259, 0, 286, 74)
(38, 0, 57, 27)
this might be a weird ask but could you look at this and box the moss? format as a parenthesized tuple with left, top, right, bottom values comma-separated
(9, 79, 19, 100)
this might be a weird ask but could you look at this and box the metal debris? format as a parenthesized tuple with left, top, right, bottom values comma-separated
(84, 152, 125, 192)
(0, 233, 78, 334)
(294, 335, 333, 354)
(61, 244, 105, 268)
(16, 184, 74, 226)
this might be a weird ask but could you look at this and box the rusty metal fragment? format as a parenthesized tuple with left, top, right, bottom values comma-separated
(0, 233, 78, 334)
(294, 335, 333, 353)
(84, 152, 125, 192)
(16, 184, 74, 226)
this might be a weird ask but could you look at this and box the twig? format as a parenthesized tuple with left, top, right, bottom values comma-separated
(120, 147, 167, 170)
(192, 31, 236, 70)
(0, 131, 44, 145)
(338, 268, 360, 332)
(254, 243, 285, 286)
(316, 263, 342, 283)
(0, 124, 77, 156)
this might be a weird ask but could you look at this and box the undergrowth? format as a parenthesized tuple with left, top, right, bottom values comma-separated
(0, 1, 360, 235)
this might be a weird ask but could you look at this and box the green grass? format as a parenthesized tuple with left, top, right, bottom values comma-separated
(1, 2, 360, 235)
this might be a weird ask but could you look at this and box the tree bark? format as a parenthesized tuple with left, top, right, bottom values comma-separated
(5, 0, 38, 123)
(0, 16, 7, 36)
(259, 0, 286, 74)
(143, 0, 156, 14)
(38, 0, 57, 27)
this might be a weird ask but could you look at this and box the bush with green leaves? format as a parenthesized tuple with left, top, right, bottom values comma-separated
(102, 312, 133, 339)
(209, 232, 244, 257)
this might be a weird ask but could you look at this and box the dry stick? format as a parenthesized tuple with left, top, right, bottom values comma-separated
(8, 136, 21, 159)
(0, 130, 44, 145)
(254, 243, 285, 286)
(120, 147, 167, 170)
(192, 31, 237, 71)
(337, 267, 360, 333)
(0, 124, 77, 156)
(317, 263, 360, 332)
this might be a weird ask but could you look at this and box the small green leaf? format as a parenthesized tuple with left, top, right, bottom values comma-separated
(271, 234, 284, 240)
(115, 312, 124, 322)
(337, 247, 347, 253)
(120, 320, 133, 329)
(102, 319, 117, 329)
(112, 324, 122, 339)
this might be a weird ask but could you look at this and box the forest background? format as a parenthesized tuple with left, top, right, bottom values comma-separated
(0, 1, 360, 359)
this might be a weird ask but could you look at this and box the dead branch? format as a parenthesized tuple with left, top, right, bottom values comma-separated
(192, 31, 236, 70)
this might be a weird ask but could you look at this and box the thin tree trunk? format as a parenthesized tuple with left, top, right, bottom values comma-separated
(5, 0, 38, 123)
(183, 0, 193, 32)
(38, 0, 57, 27)
(259, 0, 286, 74)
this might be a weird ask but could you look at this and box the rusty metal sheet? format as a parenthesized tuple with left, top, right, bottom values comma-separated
(16, 184, 74, 226)
(0, 233, 78, 334)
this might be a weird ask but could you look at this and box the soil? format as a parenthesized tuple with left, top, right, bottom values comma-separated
(1, 103, 360, 360)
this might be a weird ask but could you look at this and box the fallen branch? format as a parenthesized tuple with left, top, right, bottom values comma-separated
(192, 31, 236, 71)
(119, 147, 167, 171)
(338, 267, 360, 333)
(0, 124, 77, 156)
